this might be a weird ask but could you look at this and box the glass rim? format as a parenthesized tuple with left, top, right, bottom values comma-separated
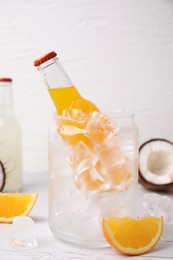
(100, 109, 134, 119)
(53, 109, 135, 121)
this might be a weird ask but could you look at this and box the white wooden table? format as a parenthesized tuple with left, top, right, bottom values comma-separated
(0, 172, 172, 260)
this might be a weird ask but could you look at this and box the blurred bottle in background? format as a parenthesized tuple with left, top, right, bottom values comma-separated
(0, 78, 22, 192)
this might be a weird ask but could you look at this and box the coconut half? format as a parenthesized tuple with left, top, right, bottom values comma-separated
(0, 161, 5, 191)
(139, 138, 173, 191)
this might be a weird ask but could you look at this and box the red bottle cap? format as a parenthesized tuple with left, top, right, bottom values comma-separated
(0, 78, 12, 82)
(34, 51, 57, 67)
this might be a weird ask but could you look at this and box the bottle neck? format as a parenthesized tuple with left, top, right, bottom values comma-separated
(38, 57, 74, 89)
(37, 57, 82, 114)
(0, 83, 13, 117)
(0, 83, 13, 105)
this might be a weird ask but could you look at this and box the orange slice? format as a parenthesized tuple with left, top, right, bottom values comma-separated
(0, 193, 38, 223)
(102, 216, 163, 256)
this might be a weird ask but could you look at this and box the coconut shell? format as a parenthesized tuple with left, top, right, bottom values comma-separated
(138, 138, 173, 191)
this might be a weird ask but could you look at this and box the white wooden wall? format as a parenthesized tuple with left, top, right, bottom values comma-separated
(0, 0, 173, 173)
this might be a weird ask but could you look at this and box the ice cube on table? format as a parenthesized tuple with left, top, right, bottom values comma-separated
(9, 216, 38, 249)
(143, 193, 173, 241)
(162, 222, 173, 241)
(143, 193, 173, 224)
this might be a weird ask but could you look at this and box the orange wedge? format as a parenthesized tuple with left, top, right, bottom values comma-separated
(0, 193, 38, 223)
(102, 216, 163, 256)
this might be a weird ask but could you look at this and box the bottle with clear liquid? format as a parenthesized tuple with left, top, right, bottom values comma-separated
(0, 78, 22, 192)
(34, 52, 138, 248)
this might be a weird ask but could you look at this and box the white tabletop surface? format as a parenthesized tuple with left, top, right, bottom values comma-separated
(0, 172, 173, 260)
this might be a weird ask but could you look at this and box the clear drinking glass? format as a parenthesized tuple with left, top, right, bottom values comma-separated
(48, 110, 138, 248)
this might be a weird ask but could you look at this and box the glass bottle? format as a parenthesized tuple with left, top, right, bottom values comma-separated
(34, 51, 98, 116)
(0, 78, 22, 192)
(34, 52, 139, 248)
